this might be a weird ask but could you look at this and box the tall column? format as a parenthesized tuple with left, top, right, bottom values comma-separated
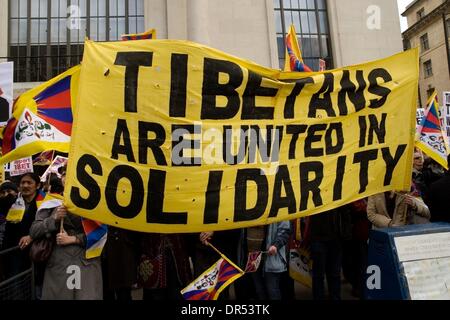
(0, 0, 8, 61)
(187, 0, 210, 45)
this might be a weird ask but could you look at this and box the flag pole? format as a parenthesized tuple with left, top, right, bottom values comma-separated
(206, 242, 244, 273)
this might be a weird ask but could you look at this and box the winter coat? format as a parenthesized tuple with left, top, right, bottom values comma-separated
(102, 226, 140, 289)
(426, 173, 450, 223)
(30, 208, 103, 300)
(367, 192, 430, 229)
(264, 221, 291, 273)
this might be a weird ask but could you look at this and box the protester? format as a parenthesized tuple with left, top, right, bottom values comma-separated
(138, 233, 192, 300)
(29, 168, 103, 300)
(367, 189, 430, 228)
(239, 222, 291, 300)
(0, 181, 18, 249)
(2, 173, 43, 299)
(308, 206, 352, 300)
(102, 227, 140, 300)
(426, 154, 450, 223)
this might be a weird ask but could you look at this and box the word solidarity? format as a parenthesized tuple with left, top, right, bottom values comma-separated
(65, 40, 419, 233)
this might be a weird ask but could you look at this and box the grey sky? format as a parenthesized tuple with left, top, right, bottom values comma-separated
(398, 0, 414, 32)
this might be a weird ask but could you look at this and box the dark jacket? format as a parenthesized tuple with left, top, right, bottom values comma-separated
(102, 227, 140, 289)
(309, 207, 352, 242)
(426, 172, 450, 223)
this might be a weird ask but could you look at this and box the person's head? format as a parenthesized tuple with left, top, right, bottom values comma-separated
(413, 150, 424, 171)
(0, 181, 18, 198)
(19, 172, 41, 201)
(49, 175, 64, 194)
(58, 165, 67, 187)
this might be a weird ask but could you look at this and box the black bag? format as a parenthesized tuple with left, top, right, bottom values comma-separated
(29, 236, 54, 263)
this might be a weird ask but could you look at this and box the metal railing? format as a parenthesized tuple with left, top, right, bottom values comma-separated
(0, 245, 35, 300)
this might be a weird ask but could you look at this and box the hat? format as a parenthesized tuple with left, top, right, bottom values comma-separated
(0, 181, 19, 193)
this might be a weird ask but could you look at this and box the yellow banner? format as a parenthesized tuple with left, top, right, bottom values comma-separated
(65, 39, 419, 233)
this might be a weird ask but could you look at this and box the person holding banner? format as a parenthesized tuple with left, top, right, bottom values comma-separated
(138, 233, 193, 300)
(367, 189, 430, 229)
(29, 169, 103, 300)
(2, 173, 43, 299)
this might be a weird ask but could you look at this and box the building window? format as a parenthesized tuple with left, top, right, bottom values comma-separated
(273, 0, 333, 71)
(8, 0, 145, 82)
(423, 60, 433, 78)
(417, 8, 425, 21)
(420, 33, 429, 51)
(427, 87, 435, 99)
(447, 18, 450, 35)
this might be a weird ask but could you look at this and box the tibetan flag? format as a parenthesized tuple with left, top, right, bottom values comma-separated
(121, 29, 156, 41)
(181, 256, 244, 300)
(284, 24, 312, 72)
(81, 218, 108, 259)
(415, 91, 449, 169)
(6, 194, 26, 223)
(35, 189, 46, 209)
(36, 192, 63, 215)
(244, 251, 262, 273)
(33, 150, 54, 166)
(0, 65, 80, 166)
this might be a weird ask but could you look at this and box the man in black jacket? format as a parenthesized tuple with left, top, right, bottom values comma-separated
(0, 87, 11, 123)
(426, 155, 450, 223)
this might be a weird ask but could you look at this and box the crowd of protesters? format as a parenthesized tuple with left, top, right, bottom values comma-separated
(0, 148, 449, 301)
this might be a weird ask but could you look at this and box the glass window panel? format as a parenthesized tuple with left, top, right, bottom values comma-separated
(128, 17, 137, 34)
(137, 16, 145, 33)
(81, 0, 88, 17)
(292, 11, 301, 33)
(51, 0, 67, 17)
(129, 0, 137, 15)
(109, 0, 117, 15)
(283, 0, 291, 9)
(291, 0, 299, 9)
(307, 0, 315, 10)
(31, 19, 39, 44)
(319, 11, 328, 33)
(273, 0, 280, 9)
(98, 17, 107, 41)
(18, 19, 27, 45)
(118, 0, 126, 16)
(10, 1, 19, 18)
(136, 0, 144, 15)
(308, 11, 317, 33)
(277, 36, 285, 58)
(89, 17, 98, 40)
(117, 17, 126, 39)
(284, 11, 292, 29)
(299, 0, 307, 9)
(300, 11, 309, 33)
(310, 35, 319, 56)
(109, 17, 117, 40)
(300, 35, 312, 57)
(19, 0, 27, 18)
(321, 35, 328, 57)
(71, 18, 86, 43)
(274, 10, 282, 33)
(90, 0, 98, 16)
(10, 19, 19, 44)
(317, 0, 326, 10)
(31, 0, 46, 18)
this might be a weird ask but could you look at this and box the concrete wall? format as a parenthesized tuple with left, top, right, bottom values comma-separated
(404, 0, 444, 27)
(327, 0, 403, 68)
(0, 0, 8, 61)
(145, 0, 278, 68)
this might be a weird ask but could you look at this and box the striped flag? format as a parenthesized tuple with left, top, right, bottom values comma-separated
(284, 24, 312, 72)
(415, 91, 449, 169)
(81, 218, 108, 259)
(121, 29, 156, 41)
(6, 189, 47, 223)
(0, 65, 80, 166)
(181, 256, 243, 300)
(244, 251, 262, 273)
